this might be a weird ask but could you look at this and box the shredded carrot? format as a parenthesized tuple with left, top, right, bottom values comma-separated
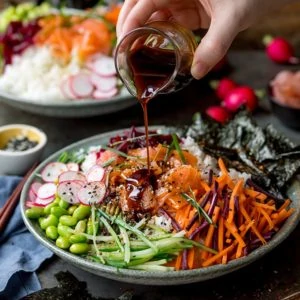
(202, 244, 236, 267)
(227, 179, 244, 224)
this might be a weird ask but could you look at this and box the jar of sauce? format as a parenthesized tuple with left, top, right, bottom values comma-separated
(114, 21, 197, 101)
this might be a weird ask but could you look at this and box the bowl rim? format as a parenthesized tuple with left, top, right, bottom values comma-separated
(20, 126, 300, 285)
(0, 124, 47, 156)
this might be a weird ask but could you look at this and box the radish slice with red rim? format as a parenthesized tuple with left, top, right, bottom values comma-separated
(37, 183, 57, 199)
(90, 73, 117, 92)
(67, 162, 79, 171)
(30, 182, 42, 196)
(29, 189, 37, 202)
(86, 165, 105, 182)
(57, 180, 83, 204)
(92, 56, 116, 77)
(34, 196, 55, 207)
(41, 162, 68, 182)
(93, 88, 118, 100)
(78, 182, 106, 205)
(58, 171, 86, 183)
(25, 200, 41, 208)
(70, 73, 94, 99)
(60, 78, 76, 99)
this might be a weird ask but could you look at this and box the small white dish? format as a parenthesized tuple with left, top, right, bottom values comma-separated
(0, 124, 47, 175)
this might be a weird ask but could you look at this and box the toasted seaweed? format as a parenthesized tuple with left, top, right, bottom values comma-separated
(184, 111, 300, 201)
(22, 271, 133, 300)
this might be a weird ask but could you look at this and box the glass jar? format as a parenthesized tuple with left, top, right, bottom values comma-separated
(114, 21, 197, 99)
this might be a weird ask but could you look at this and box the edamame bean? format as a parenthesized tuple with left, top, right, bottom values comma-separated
(40, 214, 59, 230)
(46, 225, 58, 240)
(87, 218, 99, 235)
(44, 202, 58, 215)
(69, 243, 90, 254)
(51, 206, 68, 218)
(68, 205, 77, 215)
(56, 236, 71, 249)
(59, 199, 69, 210)
(73, 205, 91, 220)
(69, 234, 87, 244)
(74, 220, 87, 233)
(59, 215, 77, 227)
(25, 207, 44, 219)
(57, 224, 73, 238)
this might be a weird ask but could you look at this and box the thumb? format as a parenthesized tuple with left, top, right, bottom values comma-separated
(191, 18, 239, 79)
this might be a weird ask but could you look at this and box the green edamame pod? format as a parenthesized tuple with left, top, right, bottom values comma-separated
(57, 224, 73, 238)
(56, 236, 71, 249)
(44, 202, 58, 215)
(25, 207, 44, 219)
(73, 205, 91, 220)
(40, 214, 59, 230)
(51, 206, 68, 218)
(69, 234, 87, 244)
(46, 225, 58, 240)
(59, 199, 70, 210)
(69, 243, 90, 254)
(68, 205, 77, 215)
(74, 220, 87, 233)
(59, 215, 77, 227)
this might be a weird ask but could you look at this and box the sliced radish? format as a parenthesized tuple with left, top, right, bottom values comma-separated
(91, 56, 116, 77)
(25, 200, 37, 208)
(90, 73, 117, 92)
(58, 171, 87, 183)
(57, 181, 83, 204)
(30, 182, 42, 196)
(70, 73, 94, 99)
(37, 183, 57, 199)
(60, 78, 76, 99)
(78, 182, 106, 205)
(93, 88, 118, 100)
(41, 162, 68, 182)
(86, 165, 105, 182)
(34, 196, 55, 207)
(67, 162, 79, 171)
(29, 189, 37, 202)
(81, 152, 98, 173)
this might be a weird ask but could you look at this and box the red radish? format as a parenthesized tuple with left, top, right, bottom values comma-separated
(29, 189, 37, 202)
(67, 162, 79, 172)
(34, 196, 55, 207)
(30, 182, 42, 196)
(70, 73, 94, 99)
(60, 78, 76, 99)
(90, 73, 117, 92)
(86, 165, 105, 182)
(78, 182, 106, 205)
(224, 86, 258, 112)
(206, 106, 230, 123)
(37, 183, 57, 199)
(93, 88, 118, 100)
(41, 162, 68, 182)
(91, 56, 116, 77)
(81, 152, 98, 173)
(57, 181, 83, 204)
(58, 171, 87, 183)
(263, 35, 299, 64)
(210, 78, 237, 100)
(25, 201, 37, 208)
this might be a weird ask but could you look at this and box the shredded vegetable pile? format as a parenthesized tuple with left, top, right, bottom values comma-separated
(25, 127, 294, 271)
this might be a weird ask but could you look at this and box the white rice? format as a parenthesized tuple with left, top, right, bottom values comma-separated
(0, 46, 81, 102)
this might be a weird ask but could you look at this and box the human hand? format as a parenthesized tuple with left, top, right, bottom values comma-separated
(117, 0, 293, 79)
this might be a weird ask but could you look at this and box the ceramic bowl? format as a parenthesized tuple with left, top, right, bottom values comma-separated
(0, 124, 47, 175)
(20, 127, 300, 285)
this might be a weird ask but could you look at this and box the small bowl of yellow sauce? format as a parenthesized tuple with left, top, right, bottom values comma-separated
(0, 124, 47, 175)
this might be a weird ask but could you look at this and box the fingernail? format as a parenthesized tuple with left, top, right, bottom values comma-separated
(191, 62, 208, 80)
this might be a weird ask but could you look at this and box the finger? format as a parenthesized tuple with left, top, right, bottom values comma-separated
(148, 9, 172, 23)
(191, 18, 239, 80)
(117, 0, 138, 38)
(120, 0, 170, 38)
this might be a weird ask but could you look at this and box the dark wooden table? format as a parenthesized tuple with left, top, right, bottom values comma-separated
(0, 50, 299, 300)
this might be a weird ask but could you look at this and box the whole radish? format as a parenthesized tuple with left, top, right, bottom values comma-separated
(210, 77, 237, 100)
(224, 86, 258, 112)
(206, 106, 230, 123)
(263, 35, 299, 64)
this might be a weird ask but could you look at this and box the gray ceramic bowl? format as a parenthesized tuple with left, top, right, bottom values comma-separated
(20, 127, 300, 285)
